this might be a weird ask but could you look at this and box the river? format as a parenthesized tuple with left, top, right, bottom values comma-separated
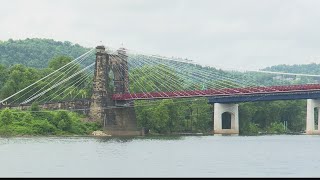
(0, 135, 319, 177)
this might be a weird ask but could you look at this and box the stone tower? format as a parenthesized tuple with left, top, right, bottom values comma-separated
(89, 45, 142, 136)
(89, 46, 109, 122)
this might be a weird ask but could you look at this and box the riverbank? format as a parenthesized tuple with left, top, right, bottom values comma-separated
(0, 131, 308, 139)
(0, 108, 102, 137)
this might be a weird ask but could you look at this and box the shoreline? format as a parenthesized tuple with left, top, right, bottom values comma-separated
(0, 132, 307, 138)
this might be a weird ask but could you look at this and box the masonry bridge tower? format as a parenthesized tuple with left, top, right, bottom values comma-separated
(89, 45, 143, 136)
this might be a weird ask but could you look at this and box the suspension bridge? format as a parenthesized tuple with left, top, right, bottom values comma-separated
(1, 45, 320, 135)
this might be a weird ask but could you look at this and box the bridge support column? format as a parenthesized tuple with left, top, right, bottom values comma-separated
(89, 46, 142, 136)
(89, 46, 109, 123)
(306, 99, 320, 135)
(213, 103, 239, 135)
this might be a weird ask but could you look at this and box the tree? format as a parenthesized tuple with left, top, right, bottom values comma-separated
(30, 102, 40, 112)
(48, 56, 73, 70)
(0, 108, 13, 126)
(0, 64, 41, 101)
(190, 98, 212, 133)
(0, 64, 8, 87)
(54, 111, 72, 131)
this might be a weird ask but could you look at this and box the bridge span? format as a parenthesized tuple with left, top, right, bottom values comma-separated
(112, 83, 320, 136)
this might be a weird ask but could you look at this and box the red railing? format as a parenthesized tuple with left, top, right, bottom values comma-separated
(112, 84, 320, 100)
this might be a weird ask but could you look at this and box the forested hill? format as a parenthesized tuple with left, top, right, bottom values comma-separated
(0, 38, 90, 68)
(1, 38, 320, 80)
(263, 63, 320, 74)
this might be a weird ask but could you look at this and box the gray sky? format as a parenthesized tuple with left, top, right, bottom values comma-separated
(1, 0, 320, 70)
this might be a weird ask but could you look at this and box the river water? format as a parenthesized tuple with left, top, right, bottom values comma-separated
(0, 135, 319, 177)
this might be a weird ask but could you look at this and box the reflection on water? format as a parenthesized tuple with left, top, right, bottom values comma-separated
(0, 135, 319, 177)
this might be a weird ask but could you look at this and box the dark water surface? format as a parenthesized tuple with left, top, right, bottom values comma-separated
(0, 135, 319, 177)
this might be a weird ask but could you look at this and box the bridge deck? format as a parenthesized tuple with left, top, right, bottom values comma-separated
(112, 84, 320, 101)
(208, 91, 320, 103)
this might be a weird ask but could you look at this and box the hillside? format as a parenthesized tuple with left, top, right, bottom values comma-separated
(0, 38, 319, 88)
(263, 63, 320, 74)
(0, 38, 90, 68)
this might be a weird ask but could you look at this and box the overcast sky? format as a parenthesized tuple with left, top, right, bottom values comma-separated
(1, 0, 320, 70)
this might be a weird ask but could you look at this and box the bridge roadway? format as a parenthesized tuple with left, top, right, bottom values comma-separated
(112, 84, 320, 102)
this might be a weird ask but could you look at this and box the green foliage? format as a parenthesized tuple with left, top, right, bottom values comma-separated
(0, 64, 42, 100)
(0, 38, 89, 68)
(53, 111, 72, 131)
(247, 123, 260, 135)
(240, 122, 260, 136)
(0, 109, 100, 136)
(10, 124, 35, 135)
(22, 112, 33, 123)
(267, 122, 286, 134)
(0, 60, 92, 103)
(48, 56, 72, 70)
(30, 102, 40, 112)
(0, 38, 92, 103)
(264, 63, 320, 75)
(30, 120, 57, 135)
(230, 63, 320, 86)
(239, 101, 305, 135)
(136, 98, 212, 134)
(0, 126, 13, 136)
(0, 64, 8, 87)
(0, 108, 13, 126)
(31, 111, 54, 122)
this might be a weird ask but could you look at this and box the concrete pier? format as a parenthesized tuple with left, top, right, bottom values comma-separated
(213, 103, 239, 135)
(306, 99, 320, 135)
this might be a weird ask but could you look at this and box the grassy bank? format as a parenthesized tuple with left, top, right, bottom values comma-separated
(0, 107, 102, 136)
